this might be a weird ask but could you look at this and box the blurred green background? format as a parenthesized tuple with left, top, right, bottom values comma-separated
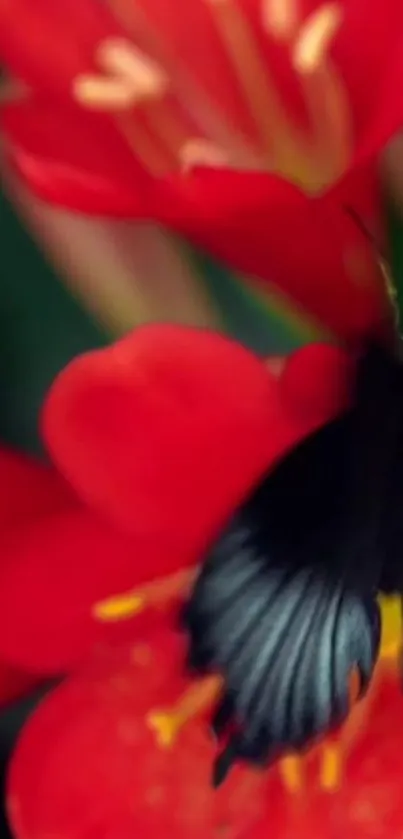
(1, 188, 402, 457)
(0, 189, 316, 455)
(0, 190, 106, 454)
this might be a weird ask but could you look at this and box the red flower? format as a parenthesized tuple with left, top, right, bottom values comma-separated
(3, 327, 401, 839)
(1, 0, 403, 338)
(0, 326, 350, 675)
(7, 631, 270, 839)
(42, 326, 351, 537)
(7, 622, 403, 839)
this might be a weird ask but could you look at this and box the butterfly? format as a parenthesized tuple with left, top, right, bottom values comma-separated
(182, 343, 403, 786)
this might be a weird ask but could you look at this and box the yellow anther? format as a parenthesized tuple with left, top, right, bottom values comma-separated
(279, 755, 303, 792)
(147, 676, 222, 749)
(320, 745, 341, 791)
(93, 592, 144, 622)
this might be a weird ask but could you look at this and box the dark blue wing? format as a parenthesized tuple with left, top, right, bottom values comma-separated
(183, 508, 381, 785)
(183, 345, 403, 785)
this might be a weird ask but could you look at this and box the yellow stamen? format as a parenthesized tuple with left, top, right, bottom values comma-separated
(180, 138, 230, 172)
(320, 745, 341, 791)
(204, 0, 292, 161)
(293, 4, 342, 74)
(262, 0, 298, 41)
(292, 4, 351, 189)
(93, 593, 144, 622)
(73, 43, 171, 174)
(106, 0, 259, 167)
(98, 38, 168, 98)
(93, 568, 197, 623)
(73, 40, 167, 112)
(279, 755, 303, 792)
(73, 75, 139, 110)
(100, 42, 184, 166)
(104, 0, 349, 193)
(379, 595, 402, 660)
(205, 0, 348, 192)
(147, 675, 222, 748)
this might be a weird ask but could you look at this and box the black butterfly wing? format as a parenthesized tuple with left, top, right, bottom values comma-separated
(183, 507, 381, 785)
(183, 344, 403, 785)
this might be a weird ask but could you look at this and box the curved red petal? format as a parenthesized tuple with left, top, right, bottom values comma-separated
(156, 171, 389, 343)
(281, 342, 354, 423)
(43, 326, 298, 543)
(0, 664, 41, 708)
(2, 98, 151, 214)
(4, 147, 145, 216)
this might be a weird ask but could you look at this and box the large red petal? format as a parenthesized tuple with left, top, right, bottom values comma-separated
(6, 633, 271, 839)
(156, 171, 389, 342)
(8, 636, 403, 839)
(42, 326, 333, 543)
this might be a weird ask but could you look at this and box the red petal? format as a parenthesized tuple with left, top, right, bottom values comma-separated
(281, 342, 354, 423)
(0, 664, 41, 708)
(0, 509, 189, 675)
(43, 326, 295, 543)
(2, 99, 150, 214)
(332, 0, 403, 163)
(0, 446, 74, 526)
(9, 640, 403, 839)
(7, 635, 269, 839)
(158, 171, 388, 342)
(43, 328, 352, 546)
(0, 0, 122, 95)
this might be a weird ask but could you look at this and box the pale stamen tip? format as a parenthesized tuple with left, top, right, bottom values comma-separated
(180, 139, 229, 173)
(97, 36, 167, 80)
(262, 0, 298, 41)
(72, 74, 135, 109)
(293, 3, 343, 74)
(94, 37, 169, 101)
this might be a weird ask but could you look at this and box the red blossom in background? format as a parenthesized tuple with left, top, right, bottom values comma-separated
(0, 327, 351, 676)
(0, 326, 351, 675)
(1, 0, 403, 339)
(42, 326, 352, 538)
